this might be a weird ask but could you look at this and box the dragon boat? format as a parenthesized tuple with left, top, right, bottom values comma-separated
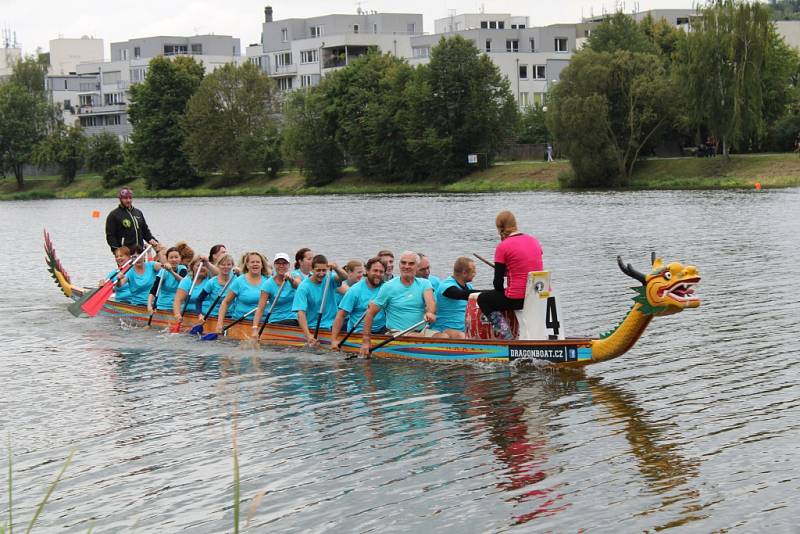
(44, 230, 701, 368)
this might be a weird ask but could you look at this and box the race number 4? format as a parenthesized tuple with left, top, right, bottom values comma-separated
(546, 296, 560, 339)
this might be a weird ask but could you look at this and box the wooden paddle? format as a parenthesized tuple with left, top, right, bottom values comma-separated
(256, 279, 287, 337)
(189, 276, 234, 335)
(336, 311, 366, 350)
(201, 307, 258, 341)
(70, 244, 153, 317)
(145, 272, 165, 328)
(313, 271, 332, 339)
(368, 319, 428, 355)
(473, 252, 495, 269)
(171, 267, 204, 333)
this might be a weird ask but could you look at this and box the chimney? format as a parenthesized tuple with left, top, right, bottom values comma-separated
(265, 6, 273, 23)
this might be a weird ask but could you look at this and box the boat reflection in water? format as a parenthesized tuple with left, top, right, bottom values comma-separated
(98, 345, 698, 530)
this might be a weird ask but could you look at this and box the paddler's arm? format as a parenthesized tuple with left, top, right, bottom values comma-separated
(359, 303, 380, 358)
(330, 309, 348, 350)
(423, 288, 436, 324)
(493, 262, 507, 292)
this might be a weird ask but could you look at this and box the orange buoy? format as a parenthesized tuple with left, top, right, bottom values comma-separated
(755, 182, 762, 190)
(91, 210, 101, 218)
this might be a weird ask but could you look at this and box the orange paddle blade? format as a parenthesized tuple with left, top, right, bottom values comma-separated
(81, 282, 115, 317)
(170, 320, 183, 333)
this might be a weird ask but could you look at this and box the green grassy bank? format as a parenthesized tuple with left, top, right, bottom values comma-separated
(2, 153, 798, 200)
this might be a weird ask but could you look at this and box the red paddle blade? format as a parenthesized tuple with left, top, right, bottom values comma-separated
(170, 321, 183, 333)
(81, 282, 115, 317)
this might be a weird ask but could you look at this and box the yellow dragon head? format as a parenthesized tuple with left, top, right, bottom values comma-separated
(617, 254, 701, 316)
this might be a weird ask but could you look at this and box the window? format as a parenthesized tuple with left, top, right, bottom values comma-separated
(412, 47, 430, 58)
(353, 24, 359, 34)
(275, 52, 292, 67)
(63, 99, 71, 109)
(485, 39, 491, 52)
(498, 21, 505, 29)
(511, 24, 517, 29)
(555, 38, 568, 52)
(373, 23, 378, 33)
(300, 74, 318, 87)
(519, 65, 528, 79)
(191, 43, 202, 54)
(277, 77, 293, 91)
(489, 21, 497, 29)
(677, 17, 689, 25)
(130, 67, 147, 83)
(281, 28, 288, 42)
(164, 44, 188, 55)
(519, 92, 529, 107)
(530, 38, 535, 52)
(518, 24, 526, 29)
(533, 92, 546, 106)
(481, 21, 488, 29)
(121, 48, 128, 60)
(407, 23, 416, 33)
(63, 80, 68, 89)
(310, 25, 323, 38)
(134, 46, 140, 59)
(300, 49, 318, 63)
(535, 65, 546, 79)
(506, 39, 519, 52)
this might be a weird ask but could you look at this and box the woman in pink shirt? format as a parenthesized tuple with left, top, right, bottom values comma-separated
(477, 210, 543, 339)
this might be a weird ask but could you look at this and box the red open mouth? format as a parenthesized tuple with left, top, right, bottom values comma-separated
(658, 277, 700, 302)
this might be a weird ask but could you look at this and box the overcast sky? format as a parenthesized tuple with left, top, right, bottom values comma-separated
(3, 0, 693, 57)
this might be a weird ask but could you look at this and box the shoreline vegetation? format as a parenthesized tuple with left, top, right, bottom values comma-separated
(2, 153, 800, 201)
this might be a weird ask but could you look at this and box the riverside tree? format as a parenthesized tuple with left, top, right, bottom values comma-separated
(679, 0, 772, 156)
(183, 62, 282, 182)
(0, 82, 49, 189)
(86, 132, 124, 173)
(128, 56, 204, 189)
(282, 87, 343, 186)
(418, 35, 517, 179)
(32, 122, 88, 185)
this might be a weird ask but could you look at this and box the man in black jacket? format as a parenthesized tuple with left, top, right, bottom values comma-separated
(105, 187, 158, 254)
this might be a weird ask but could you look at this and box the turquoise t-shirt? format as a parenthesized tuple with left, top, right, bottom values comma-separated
(201, 275, 235, 317)
(229, 274, 268, 320)
(428, 274, 441, 292)
(431, 276, 473, 332)
(110, 268, 132, 303)
(262, 276, 297, 323)
(338, 279, 385, 333)
(124, 261, 157, 306)
(292, 275, 339, 330)
(154, 269, 184, 311)
(177, 274, 205, 312)
(291, 268, 310, 282)
(373, 277, 433, 331)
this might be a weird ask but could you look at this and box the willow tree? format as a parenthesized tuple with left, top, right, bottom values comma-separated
(680, 0, 771, 156)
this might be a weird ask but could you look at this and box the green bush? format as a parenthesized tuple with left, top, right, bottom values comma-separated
(102, 164, 129, 188)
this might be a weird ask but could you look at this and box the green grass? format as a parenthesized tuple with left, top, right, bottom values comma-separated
(3, 153, 799, 201)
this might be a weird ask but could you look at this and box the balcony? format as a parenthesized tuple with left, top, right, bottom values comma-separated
(271, 63, 297, 76)
(77, 103, 127, 115)
(322, 45, 374, 69)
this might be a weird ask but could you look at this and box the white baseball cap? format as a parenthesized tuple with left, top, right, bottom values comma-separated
(273, 252, 291, 263)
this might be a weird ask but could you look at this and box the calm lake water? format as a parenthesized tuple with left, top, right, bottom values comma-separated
(1, 189, 799, 532)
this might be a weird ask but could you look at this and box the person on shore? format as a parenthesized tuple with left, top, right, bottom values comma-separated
(251, 252, 299, 333)
(197, 253, 236, 320)
(377, 249, 395, 281)
(330, 257, 387, 348)
(116, 244, 160, 306)
(108, 246, 133, 303)
(476, 210, 543, 340)
(292, 248, 314, 286)
(431, 257, 479, 339)
(105, 187, 158, 256)
(147, 246, 185, 313)
(215, 252, 269, 331)
(416, 253, 441, 291)
(173, 257, 208, 323)
(292, 254, 341, 347)
(359, 251, 436, 357)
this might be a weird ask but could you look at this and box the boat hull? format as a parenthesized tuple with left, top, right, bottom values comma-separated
(95, 297, 595, 367)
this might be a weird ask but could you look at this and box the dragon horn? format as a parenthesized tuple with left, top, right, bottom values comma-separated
(617, 256, 646, 285)
(651, 251, 656, 266)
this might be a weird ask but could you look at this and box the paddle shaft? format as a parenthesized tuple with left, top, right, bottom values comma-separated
(336, 311, 366, 349)
(369, 319, 428, 354)
(223, 307, 258, 334)
(473, 252, 495, 269)
(146, 272, 165, 326)
(172, 267, 204, 332)
(313, 272, 331, 339)
(257, 279, 287, 337)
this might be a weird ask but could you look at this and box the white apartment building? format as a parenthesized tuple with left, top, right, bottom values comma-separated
(48, 37, 104, 75)
(64, 35, 242, 139)
(250, 6, 422, 91)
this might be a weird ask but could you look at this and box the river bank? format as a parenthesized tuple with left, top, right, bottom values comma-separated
(3, 153, 799, 200)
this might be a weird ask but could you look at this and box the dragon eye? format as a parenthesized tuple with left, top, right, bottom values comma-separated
(663, 271, 672, 280)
